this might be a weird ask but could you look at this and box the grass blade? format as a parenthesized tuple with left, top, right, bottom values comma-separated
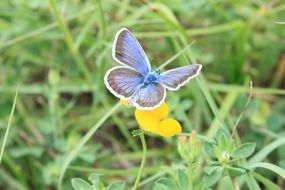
(0, 86, 19, 164)
(249, 138, 285, 164)
(249, 162, 285, 179)
(251, 171, 281, 190)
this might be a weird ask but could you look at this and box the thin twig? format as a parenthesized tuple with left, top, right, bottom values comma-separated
(231, 81, 253, 139)
(159, 41, 196, 70)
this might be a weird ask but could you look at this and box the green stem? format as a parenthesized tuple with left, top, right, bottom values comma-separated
(132, 133, 147, 190)
(188, 164, 193, 190)
(232, 177, 240, 190)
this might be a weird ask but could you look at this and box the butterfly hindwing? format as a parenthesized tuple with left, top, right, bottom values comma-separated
(104, 66, 144, 99)
(134, 83, 166, 109)
(113, 28, 151, 76)
(157, 64, 202, 90)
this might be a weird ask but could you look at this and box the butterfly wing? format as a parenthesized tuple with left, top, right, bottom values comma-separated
(134, 83, 166, 110)
(104, 66, 144, 99)
(157, 64, 202, 90)
(113, 28, 151, 76)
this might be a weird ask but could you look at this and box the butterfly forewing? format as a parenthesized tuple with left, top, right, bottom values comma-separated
(157, 64, 202, 90)
(134, 83, 166, 109)
(104, 66, 144, 99)
(113, 28, 151, 76)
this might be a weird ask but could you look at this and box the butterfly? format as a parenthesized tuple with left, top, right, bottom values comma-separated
(104, 28, 202, 110)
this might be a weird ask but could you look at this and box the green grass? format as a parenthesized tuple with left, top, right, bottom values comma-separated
(1, 0, 285, 189)
(0, 86, 18, 164)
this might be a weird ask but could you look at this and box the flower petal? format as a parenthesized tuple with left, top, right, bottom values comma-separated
(135, 102, 180, 137)
(157, 118, 182, 137)
(135, 102, 168, 120)
(135, 108, 160, 133)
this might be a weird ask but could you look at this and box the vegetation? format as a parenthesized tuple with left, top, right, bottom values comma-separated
(0, 0, 285, 189)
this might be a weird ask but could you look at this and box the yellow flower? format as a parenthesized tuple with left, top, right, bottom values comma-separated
(135, 103, 182, 137)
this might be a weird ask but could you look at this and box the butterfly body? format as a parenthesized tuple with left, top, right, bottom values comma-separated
(143, 70, 160, 85)
(104, 28, 202, 110)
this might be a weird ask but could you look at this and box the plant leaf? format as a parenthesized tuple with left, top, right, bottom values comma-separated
(232, 143, 256, 158)
(131, 129, 143, 137)
(71, 178, 94, 190)
(218, 133, 228, 151)
(203, 141, 216, 158)
(204, 167, 223, 187)
(104, 181, 126, 190)
(177, 169, 189, 190)
(204, 166, 221, 175)
(154, 178, 179, 190)
(227, 166, 246, 177)
(88, 173, 104, 189)
(215, 128, 230, 142)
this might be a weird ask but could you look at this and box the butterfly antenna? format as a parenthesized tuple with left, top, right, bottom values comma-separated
(158, 40, 196, 70)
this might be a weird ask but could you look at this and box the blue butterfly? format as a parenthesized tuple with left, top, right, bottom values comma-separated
(104, 28, 202, 110)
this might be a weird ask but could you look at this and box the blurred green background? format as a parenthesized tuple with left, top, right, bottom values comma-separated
(0, 0, 285, 189)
